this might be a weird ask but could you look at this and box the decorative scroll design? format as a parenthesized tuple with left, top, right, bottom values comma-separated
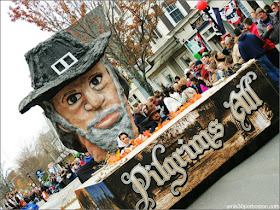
(223, 71, 263, 131)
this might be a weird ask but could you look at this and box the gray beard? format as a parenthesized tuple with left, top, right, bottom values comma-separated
(42, 100, 133, 153)
(78, 104, 133, 151)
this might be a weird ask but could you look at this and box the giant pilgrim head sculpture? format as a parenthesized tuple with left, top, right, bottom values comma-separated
(19, 31, 139, 162)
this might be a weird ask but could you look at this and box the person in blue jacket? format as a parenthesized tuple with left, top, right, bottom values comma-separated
(84, 152, 93, 164)
(20, 200, 39, 209)
(234, 28, 279, 87)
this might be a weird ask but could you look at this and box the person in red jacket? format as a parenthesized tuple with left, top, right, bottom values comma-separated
(244, 17, 279, 68)
(194, 60, 210, 81)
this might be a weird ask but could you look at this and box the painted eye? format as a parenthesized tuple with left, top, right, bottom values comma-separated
(67, 93, 82, 105)
(90, 75, 102, 88)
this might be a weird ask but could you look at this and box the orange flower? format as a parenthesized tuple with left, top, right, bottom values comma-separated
(142, 137, 148, 141)
(169, 115, 175, 120)
(169, 110, 176, 116)
(193, 93, 202, 100)
(135, 138, 144, 145)
(154, 123, 162, 132)
(143, 130, 152, 137)
(124, 149, 131, 154)
(120, 153, 127, 159)
(116, 150, 121, 160)
(162, 119, 170, 126)
(108, 155, 118, 165)
(182, 103, 190, 108)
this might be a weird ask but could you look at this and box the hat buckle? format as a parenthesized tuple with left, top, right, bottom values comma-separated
(51, 52, 78, 75)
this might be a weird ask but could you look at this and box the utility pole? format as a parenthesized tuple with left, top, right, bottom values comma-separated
(26, 173, 38, 186)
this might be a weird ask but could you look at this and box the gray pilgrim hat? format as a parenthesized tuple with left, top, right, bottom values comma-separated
(19, 30, 128, 114)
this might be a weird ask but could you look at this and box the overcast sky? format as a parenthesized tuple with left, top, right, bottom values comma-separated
(1, 1, 55, 173)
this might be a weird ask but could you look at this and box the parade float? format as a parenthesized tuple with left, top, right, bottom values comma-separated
(73, 59, 279, 209)
(17, 29, 278, 209)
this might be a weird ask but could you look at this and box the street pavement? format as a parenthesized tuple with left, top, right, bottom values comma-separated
(187, 133, 279, 209)
(37, 178, 81, 209)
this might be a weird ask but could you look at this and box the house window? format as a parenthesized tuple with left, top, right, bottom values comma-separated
(209, 36, 222, 51)
(164, 3, 185, 25)
(180, 54, 192, 68)
(152, 32, 160, 44)
(162, 69, 174, 86)
(246, 0, 259, 10)
(185, 32, 211, 54)
(128, 94, 140, 104)
(153, 76, 162, 90)
(152, 29, 162, 44)
(203, 27, 214, 39)
(128, 97, 134, 103)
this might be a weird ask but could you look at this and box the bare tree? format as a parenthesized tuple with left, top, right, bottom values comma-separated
(0, 161, 13, 206)
(15, 134, 58, 186)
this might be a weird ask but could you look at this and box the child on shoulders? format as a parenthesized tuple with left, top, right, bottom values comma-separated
(208, 63, 225, 84)
(217, 62, 227, 78)
(225, 57, 242, 76)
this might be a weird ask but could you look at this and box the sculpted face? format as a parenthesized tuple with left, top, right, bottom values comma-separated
(49, 60, 138, 161)
(51, 61, 121, 131)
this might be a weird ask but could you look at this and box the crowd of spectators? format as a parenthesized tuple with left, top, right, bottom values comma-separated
(4, 187, 41, 209)
(131, 2, 279, 136)
(3, 152, 94, 209)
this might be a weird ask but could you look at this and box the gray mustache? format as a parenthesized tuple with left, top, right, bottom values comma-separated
(86, 105, 123, 129)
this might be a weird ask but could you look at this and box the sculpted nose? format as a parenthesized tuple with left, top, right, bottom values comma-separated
(83, 89, 104, 111)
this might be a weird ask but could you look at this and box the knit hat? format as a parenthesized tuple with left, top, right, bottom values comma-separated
(194, 59, 203, 67)
(20, 200, 25, 206)
(202, 52, 209, 57)
(256, 8, 265, 15)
